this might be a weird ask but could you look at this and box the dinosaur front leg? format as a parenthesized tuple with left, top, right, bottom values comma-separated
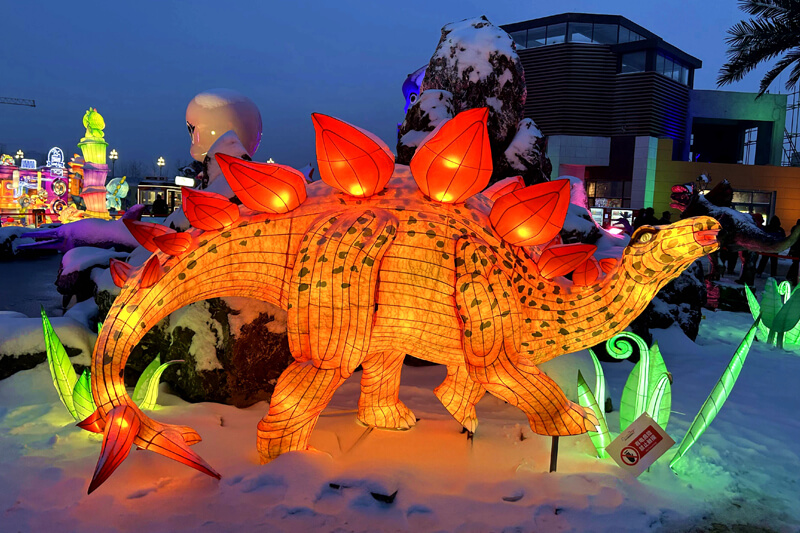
(256, 360, 346, 463)
(357, 351, 416, 430)
(467, 354, 598, 436)
(434, 365, 486, 433)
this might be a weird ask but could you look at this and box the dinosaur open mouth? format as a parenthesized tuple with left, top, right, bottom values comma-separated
(694, 229, 719, 247)
(670, 184, 692, 212)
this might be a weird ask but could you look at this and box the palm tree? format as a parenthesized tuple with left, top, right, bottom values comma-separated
(718, 0, 800, 96)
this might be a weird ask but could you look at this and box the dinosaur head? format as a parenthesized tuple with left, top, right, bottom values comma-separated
(621, 216, 720, 288)
(669, 183, 697, 212)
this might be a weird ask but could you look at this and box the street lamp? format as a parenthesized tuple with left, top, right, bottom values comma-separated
(109, 149, 118, 178)
(15, 150, 23, 161)
(157, 156, 165, 177)
(266, 157, 275, 164)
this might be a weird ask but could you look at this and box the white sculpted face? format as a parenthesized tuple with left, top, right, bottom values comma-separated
(185, 89, 262, 161)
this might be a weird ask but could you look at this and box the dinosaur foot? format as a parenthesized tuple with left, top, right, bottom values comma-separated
(85, 405, 219, 494)
(357, 400, 417, 430)
(527, 401, 599, 437)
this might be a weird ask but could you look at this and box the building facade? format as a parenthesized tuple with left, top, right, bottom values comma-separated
(500, 13, 796, 226)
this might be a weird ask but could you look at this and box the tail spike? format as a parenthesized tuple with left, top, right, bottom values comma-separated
(215, 153, 307, 214)
(182, 187, 240, 231)
(599, 257, 619, 274)
(536, 243, 597, 280)
(153, 232, 196, 256)
(489, 179, 571, 247)
(410, 107, 492, 204)
(482, 176, 525, 202)
(144, 429, 220, 480)
(123, 219, 176, 252)
(77, 408, 106, 434)
(109, 258, 133, 288)
(572, 257, 601, 286)
(311, 113, 394, 198)
(88, 405, 141, 494)
(140, 255, 163, 288)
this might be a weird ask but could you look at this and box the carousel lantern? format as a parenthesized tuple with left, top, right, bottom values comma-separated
(215, 153, 307, 214)
(311, 113, 394, 197)
(410, 108, 492, 204)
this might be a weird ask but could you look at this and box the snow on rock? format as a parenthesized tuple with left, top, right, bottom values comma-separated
(167, 300, 224, 372)
(55, 246, 129, 307)
(63, 298, 100, 330)
(59, 246, 128, 277)
(0, 312, 95, 380)
(396, 90, 454, 164)
(223, 296, 287, 336)
(0, 226, 35, 259)
(0, 311, 798, 531)
(497, 118, 552, 185)
(415, 16, 527, 178)
(18, 216, 141, 252)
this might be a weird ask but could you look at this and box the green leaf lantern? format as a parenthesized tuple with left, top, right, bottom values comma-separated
(587, 348, 606, 410)
(132, 355, 183, 411)
(767, 282, 800, 348)
(744, 285, 770, 341)
(759, 278, 782, 331)
(670, 318, 759, 470)
(577, 370, 611, 458)
(73, 369, 97, 421)
(41, 307, 78, 419)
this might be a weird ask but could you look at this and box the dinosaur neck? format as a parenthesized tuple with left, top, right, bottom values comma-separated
(516, 260, 654, 365)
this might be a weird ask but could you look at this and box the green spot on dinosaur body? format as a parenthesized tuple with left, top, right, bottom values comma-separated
(459, 283, 470, 293)
(178, 273, 186, 280)
(363, 257, 374, 267)
(480, 321, 492, 331)
(187, 260, 197, 270)
(239, 240, 247, 246)
(332, 266, 344, 274)
(347, 227, 357, 235)
(540, 321, 550, 328)
(532, 331, 542, 337)
(298, 283, 309, 292)
(426, 230, 436, 239)
(299, 267, 310, 277)
(407, 230, 416, 237)
(316, 281, 327, 288)
(318, 256, 329, 263)
(464, 330, 472, 337)
(199, 239, 208, 247)
(221, 231, 231, 238)
(341, 283, 351, 288)
(208, 244, 218, 254)
(255, 229, 262, 237)
(558, 328, 569, 335)
(540, 304, 550, 311)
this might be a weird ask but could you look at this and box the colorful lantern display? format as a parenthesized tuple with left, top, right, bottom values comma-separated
(489, 179, 571, 247)
(410, 108, 492, 203)
(83, 111, 720, 493)
(312, 113, 395, 197)
(77, 108, 111, 219)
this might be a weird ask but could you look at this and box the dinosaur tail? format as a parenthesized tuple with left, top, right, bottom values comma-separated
(84, 270, 223, 493)
(737, 222, 800, 254)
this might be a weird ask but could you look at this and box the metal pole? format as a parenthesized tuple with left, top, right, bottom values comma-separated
(549, 436, 559, 472)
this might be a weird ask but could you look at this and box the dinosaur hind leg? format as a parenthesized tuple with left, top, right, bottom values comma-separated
(434, 365, 486, 433)
(357, 351, 416, 430)
(468, 355, 597, 436)
(256, 360, 345, 464)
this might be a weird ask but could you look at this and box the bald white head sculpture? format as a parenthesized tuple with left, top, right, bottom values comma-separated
(186, 89, 262, 161)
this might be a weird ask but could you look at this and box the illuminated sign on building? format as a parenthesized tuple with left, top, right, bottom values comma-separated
(20, 159, 37, 170)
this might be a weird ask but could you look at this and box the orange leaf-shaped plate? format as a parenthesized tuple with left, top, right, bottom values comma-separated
(537, 243, 596, 280)
(182, 187, 240, 231)
(489, 179, 571, 247)
(216, 153, 307, 214)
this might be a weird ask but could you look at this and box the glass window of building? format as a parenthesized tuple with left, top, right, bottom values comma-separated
(731, 190, 774, 219)
(620, 51, 646, 73)
(510, 30, 527, 49)
(568, 22, 593, 43)
(546, 23, 567, 45)
(593, 23, 618, 44)
(619, 27, 643, 43)
(528, 26, 547, 47)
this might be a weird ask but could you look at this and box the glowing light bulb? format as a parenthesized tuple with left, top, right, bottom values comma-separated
(435, 192, 453, 202)
(350, 184, 365, 196)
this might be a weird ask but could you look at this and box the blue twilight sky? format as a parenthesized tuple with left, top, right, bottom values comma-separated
(0, 0, 786, 176)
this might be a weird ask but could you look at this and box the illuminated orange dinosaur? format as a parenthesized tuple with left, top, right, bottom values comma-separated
(83, 108, 720, 492)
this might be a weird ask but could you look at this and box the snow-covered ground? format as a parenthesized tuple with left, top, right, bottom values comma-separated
(1, 309, 798, 532)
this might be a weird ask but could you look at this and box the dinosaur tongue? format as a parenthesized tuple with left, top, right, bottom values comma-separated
(694, 229, 719, 247)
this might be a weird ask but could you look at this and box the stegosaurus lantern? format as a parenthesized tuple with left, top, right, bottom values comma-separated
(84, 108, 720, 493)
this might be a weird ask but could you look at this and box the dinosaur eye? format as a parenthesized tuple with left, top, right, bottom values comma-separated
(635, 230, 656, 244)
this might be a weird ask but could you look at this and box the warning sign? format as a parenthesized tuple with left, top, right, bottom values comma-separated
(606, 414, 675, 477)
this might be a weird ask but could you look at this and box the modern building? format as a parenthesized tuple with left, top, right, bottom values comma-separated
(500, 13, 799, 227)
